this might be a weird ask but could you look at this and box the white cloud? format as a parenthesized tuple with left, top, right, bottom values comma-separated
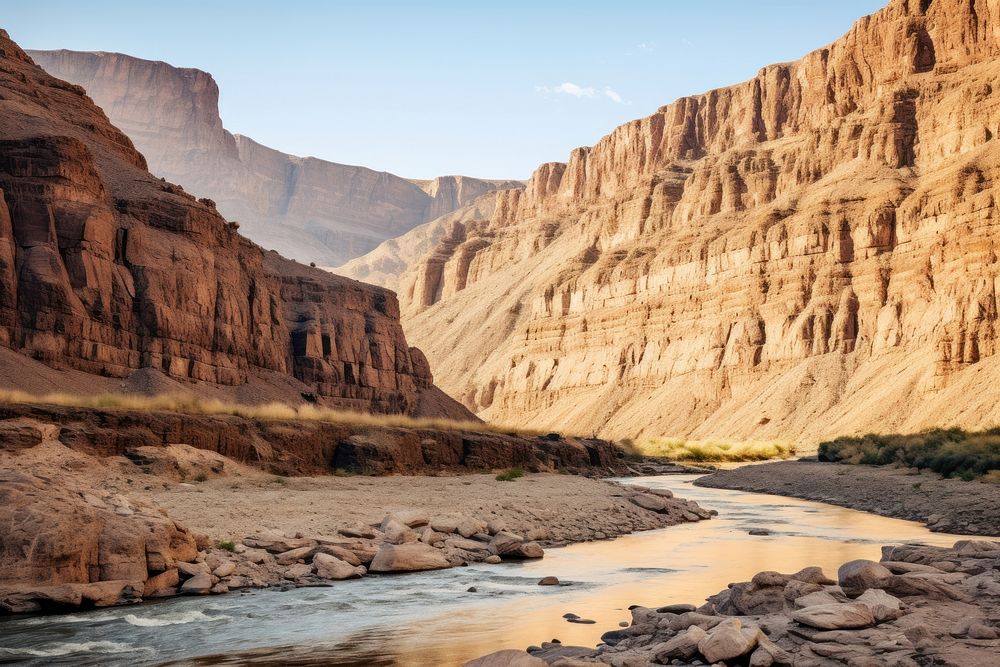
(536, 82, 629, 105)
(637, 41, 655, 53)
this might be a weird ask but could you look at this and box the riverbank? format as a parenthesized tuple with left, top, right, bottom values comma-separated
(478, 539, 1000, 666)
(695, 459, 1000, 535)
(0, 421, 710, 614)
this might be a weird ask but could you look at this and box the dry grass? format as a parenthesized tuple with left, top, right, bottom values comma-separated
(0, 389, 542, 436)
(625, 437, 795, 462)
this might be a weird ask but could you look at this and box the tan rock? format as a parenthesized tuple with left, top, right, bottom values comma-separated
(698, 618, 759, 663)
(368, 543, 451, 573)
(313, 553, 366, 580)
(792, 602, 877, 629)
(652, 625, 707, 662)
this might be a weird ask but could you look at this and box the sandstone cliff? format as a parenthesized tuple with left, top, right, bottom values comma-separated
(26, 49, 522, 266)
(376, 0, 1000, 444)
(0, 30, 466, 418)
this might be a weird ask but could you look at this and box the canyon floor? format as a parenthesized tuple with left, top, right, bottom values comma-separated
(697, 460, 1000, 536)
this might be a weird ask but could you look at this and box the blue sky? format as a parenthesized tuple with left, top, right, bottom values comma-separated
(6, 1, 886, 179)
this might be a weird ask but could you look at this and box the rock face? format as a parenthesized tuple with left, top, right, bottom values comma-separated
(0, 470, 197, 613)
(25, 49, 522, 267)
(356, 0, 1000, 444)
(0, 32, 460, 416)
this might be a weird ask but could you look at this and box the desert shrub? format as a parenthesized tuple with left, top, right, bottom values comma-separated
(217, 540, 236, 552)
(631, 438, 794, 462)
(495, 467, 525, 481)
(818, 428, 1000, 480)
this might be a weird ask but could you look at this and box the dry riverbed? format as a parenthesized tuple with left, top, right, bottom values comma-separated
(696, 460, 1000, 536)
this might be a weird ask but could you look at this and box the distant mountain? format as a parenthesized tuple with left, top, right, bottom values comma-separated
(27, 49, 523, 267)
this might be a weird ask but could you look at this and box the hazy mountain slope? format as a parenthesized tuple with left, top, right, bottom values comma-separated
(389, 0, 1000, 444)
(26, 49, 522, 266)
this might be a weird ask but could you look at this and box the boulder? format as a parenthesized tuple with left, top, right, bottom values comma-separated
(792, 602, 876, 629)
(698, 618, 759, 663)
(212, 561, 236, 578)
(143, 568, 179, 597)
(176, 561, 211, 578)
(242, 534, 315, 554)
(538, 576, 559, 586)
(283, 563, 313, 579)
(339, 523, 380, 539)
(837, 560, 892, 595)
(652, 625, 707, 662)
(369, 543, 452, 573)
(275, 545, 316, 565)
(388, 510, 430, 528)
(856, 588, 904, 622)
(381, 518, 418, 545)
(313, 553, 366, 580)
(628, 493, 669, 512)
(315, 544, 363, 566)
(179, 573, 213, 595)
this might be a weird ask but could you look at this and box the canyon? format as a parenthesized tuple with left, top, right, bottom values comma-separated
(0, 29, 467, 418)
(27, 48, 522, 267)
(335, 0, 1000, 445)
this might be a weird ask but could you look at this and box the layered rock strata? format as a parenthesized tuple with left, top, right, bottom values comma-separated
(0, 31, 457, 416)
(26, 48, 522, 266)
(368, 0, 1000, 443)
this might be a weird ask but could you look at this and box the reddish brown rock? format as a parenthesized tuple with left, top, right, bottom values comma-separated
(0, 31, 463, 418)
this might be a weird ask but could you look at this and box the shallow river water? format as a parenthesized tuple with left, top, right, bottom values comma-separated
(0, 474, 969, 666)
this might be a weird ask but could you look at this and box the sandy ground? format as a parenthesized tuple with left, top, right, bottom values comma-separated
(698, 460, 1000, 536)
(2, 431, 693, 547)
(141, 472, 682, 545)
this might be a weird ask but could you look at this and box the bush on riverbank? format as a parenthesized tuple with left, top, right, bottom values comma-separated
(625, 438, 794, 462)
(818, 428, 1000, 480)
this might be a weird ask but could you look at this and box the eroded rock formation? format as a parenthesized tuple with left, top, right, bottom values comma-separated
(375, 0, 1000, 443)
(25, 48, 522, 266)
(0, 30, 459, 417)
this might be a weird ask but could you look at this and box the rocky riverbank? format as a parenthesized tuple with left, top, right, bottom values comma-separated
(695, 460, 1000, 536)
(0, 417, 711, 614)
(472, 539, 1000, 666)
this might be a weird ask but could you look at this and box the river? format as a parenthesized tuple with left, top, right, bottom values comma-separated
(0, 474, 969, 666)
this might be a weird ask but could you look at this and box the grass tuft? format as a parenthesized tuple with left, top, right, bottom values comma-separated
(217, 540, 236, 552)
(495, 467, 525, 481)
(0, 389, 547, 437)
(818, 428, 1000, 481)
(626, 437, 794, 462)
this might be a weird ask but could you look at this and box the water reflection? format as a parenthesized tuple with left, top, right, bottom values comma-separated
(0, 475, 969, 667)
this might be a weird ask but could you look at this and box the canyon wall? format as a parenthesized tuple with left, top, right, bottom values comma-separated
(26, 49, 522, 267)
(382, 0, 1000, 444)
(0, 30, 467, 418)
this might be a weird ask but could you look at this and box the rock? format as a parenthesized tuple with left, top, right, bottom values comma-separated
(456, 518, 488, 538)
(697, 618, 759, 663)
(749, 634, 792, 667)
(487, 519, 507, 535)
(243, 535, 315, 554)
(430, 516, 463, 534)
(176, 561, 211, 578)
(210, 583, 229, 594)
(749, 529, 771, 536)
(656, 603, 697, 614)
(968, 623, 999, 640)
(511, 542, 544, 559)
(538, 576, 559, 586)
(463, 650, 547, 667)
(838, 560, 893, 594)
(445, 537, 489, 552)
(389, 510, 430, 528)
(381, 518, 418, 545)
(652, 625, 707, 662)
(242, 548, 270, 565)
(484, 555, 501, 564)
(369, 543, 451, 573)
(179, 573, 213, 595)
(211, 561, 235, 578)
(566, 618, 595, 624)
(339, 523, 380, 539)
(791, 602, 876, 629)
(315, 545, 363, 566)
(313, 553, 366, 580)
(467, 586, 477, 593)
(856, 588, 904, 622)
(275, 545, 316, 565)
(143, 569, 179, 597)
(283, 563, 313, 580)
(629, 493, 669, 513)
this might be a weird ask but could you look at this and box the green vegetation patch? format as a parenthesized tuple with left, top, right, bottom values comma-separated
(495, 467, 525, 481)
(818, 428, 1000, 480)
